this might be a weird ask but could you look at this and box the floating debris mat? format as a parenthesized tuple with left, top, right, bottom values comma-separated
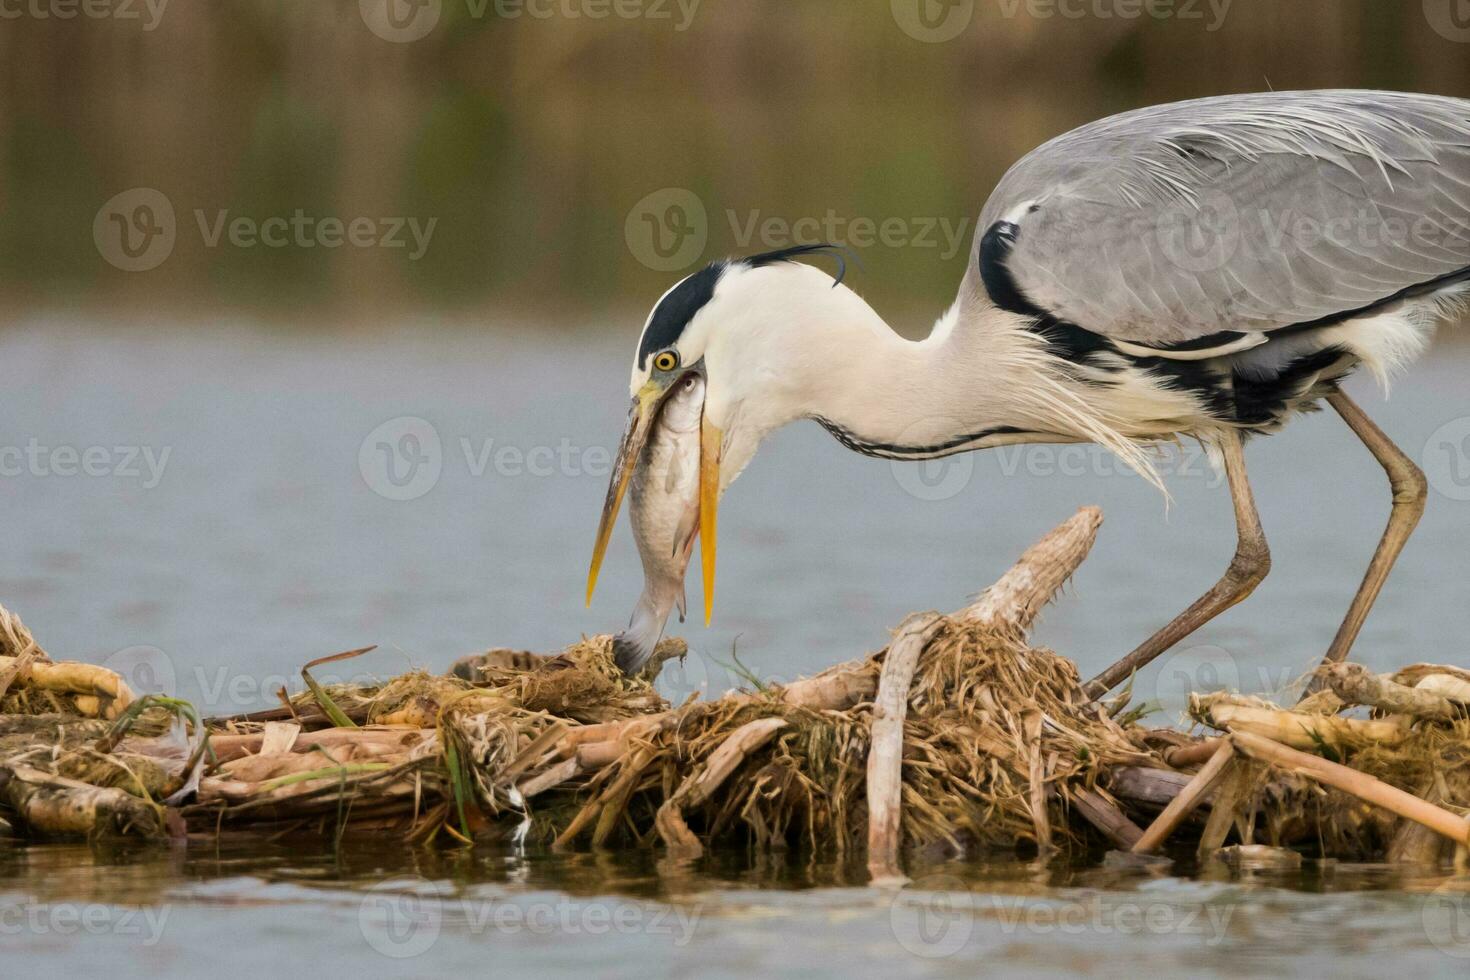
(1, 509, 1467, 877)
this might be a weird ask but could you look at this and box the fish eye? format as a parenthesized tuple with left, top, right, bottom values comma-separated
(653, 350, 679, 373)
(681, 375, 697, 391)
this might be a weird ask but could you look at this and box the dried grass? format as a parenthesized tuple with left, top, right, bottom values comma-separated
(1, 519, 1466, 863)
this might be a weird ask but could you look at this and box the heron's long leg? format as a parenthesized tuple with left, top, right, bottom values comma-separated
(1083, 431, 1269, 700)
(1300, 391, 1427, 694)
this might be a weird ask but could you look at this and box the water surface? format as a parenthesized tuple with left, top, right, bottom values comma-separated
(2, 320, 1469, 976)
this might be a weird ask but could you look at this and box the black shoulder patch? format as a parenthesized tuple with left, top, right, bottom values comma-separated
(638, 262, 725, 369)
(977, 220, 1044, 319)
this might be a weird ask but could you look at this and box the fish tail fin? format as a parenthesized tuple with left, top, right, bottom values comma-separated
(613, 592, 670, 677)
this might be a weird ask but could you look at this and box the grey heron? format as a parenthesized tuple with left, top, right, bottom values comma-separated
(587, 90, 1470, 695)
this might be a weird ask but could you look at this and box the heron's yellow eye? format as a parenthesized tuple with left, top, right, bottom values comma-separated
(653, 351, 678, 372)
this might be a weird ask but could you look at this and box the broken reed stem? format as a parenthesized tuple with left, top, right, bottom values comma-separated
(1230, 730, 1470, 846)
(553, 745, 656, 850)
(1132, 741, 1235, 854)
(210, 726, 429, 764)
(0, 602, 47, 663)
(1023, 710, 1052, 854)
(1196, 762, 1250, 857)
(518, 758, 579, 799)
(655, 717, 788, 858)
(1325, 662, 1463, 721)
(1192, 696, 1408, 750)
(1165, 738, 1225, 769)
(866, 614, 942, 883)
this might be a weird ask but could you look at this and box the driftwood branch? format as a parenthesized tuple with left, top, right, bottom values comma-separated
(866, 509, 1102, 880)
(866, 614, 943, 883)
(0, 765, 164, 837)
(1071, 789, 1144, 849)
(959, 507, 1102, 631)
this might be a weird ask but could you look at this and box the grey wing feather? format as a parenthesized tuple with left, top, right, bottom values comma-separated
(966, 90, 1470, 345)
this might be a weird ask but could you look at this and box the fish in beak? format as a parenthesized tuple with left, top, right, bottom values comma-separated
(586, 374, 724, 625)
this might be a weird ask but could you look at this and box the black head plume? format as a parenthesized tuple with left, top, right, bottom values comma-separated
(743, 242, 858, 287)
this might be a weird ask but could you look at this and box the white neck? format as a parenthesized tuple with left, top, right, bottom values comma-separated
(695, 262, 1061, 486)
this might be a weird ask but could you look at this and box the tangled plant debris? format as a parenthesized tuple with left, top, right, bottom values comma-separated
(1, 508, 1467, 875)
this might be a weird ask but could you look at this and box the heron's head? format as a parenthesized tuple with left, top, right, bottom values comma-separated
(586, 244, 854, 623)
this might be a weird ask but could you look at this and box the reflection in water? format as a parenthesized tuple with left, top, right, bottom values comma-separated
(2, 837, 1469, 977)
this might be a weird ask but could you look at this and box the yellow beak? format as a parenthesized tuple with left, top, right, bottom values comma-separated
(699, 413, 722, 626)
(585, 383, 661, 607)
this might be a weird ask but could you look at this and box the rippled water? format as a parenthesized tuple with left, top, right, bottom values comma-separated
(3, 319, 1470, 975)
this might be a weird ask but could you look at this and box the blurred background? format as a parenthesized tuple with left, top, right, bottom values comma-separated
(2, 1, 1469, 718)
(7, 0, 1470, 319)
